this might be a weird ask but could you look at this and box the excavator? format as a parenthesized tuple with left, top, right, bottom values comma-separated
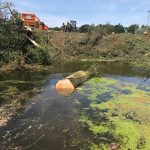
(20, 13, 48, 30)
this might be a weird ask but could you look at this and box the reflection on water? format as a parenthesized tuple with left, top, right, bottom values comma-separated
(0, 60, 150, 150)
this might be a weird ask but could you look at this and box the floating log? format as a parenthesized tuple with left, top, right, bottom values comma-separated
(55, 66, 97, 96)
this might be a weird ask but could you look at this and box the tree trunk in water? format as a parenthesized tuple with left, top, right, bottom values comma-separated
(66, 70, 92, 87)
(55, 65, 97, 96)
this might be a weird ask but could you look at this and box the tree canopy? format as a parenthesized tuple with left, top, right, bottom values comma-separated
(79, 24, 90, 33)
(127, 24, 139, 34)
(114, 24, 125, 33)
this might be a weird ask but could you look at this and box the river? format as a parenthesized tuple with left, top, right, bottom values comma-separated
(0, 60, 150, 150)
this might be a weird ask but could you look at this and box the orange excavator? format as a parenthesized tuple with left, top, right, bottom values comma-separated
(20, 13, 48, 30)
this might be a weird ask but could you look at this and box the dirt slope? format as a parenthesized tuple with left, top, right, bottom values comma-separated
(35, 31, 150, 62)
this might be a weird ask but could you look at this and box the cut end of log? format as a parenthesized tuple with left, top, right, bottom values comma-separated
(55, 79, 74, 96)
(55, 65, 97, 96)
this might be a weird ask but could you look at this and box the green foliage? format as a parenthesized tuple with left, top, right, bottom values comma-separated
(79, 24, 90, 33)
(98, 24, 114, 34)
(114, 24, 125, 33)
(127, 24, 139, 34)
(26, 47, 51, 65)
(0, 18, 26, 64)
(0, 5, 51, 66)
(51, 27, 61, 31)
(79, 24, 114, 34)
(0, 19, 25, 46)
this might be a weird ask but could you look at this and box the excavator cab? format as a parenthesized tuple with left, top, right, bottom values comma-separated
(70, 20, 77, 32)
(20, 13, 48, 30)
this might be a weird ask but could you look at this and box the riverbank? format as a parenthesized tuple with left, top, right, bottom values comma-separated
(35, 31, 150, 66)
(1, 31, 150, 74)
(0, 63, 53, 75)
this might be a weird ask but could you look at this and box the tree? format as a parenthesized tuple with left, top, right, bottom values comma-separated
(0, 1, 51, 65)
(127, 24, 139, 34)
(79, 24, 90, 33)
(51, 27, 61, 31)
(114, 24, 125, 33)
(141, 25, 147, 29)
(102, 24, 114, 34)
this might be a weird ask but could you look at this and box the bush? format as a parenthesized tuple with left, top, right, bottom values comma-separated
(0, 17, 51, 65)
(26, 47, 51, 65)
(79, 24, 90, 33)
(114, 24, 125, 33)
(98, 24, 114, 34)
(127, 24, 139, 34)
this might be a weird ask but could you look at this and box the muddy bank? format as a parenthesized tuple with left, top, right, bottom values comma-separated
(33, 31, 150, 69)
(0, 63, 52, 75)
(36, 31, 150, 60)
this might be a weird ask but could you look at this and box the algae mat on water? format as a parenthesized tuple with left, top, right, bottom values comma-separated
(79, 77, 150, 150)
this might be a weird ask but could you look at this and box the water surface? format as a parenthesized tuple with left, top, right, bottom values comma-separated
(0, 60, 150, 150)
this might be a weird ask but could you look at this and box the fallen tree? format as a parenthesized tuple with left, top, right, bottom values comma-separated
(27, 36, 41, 48)
(55, 65, 98, 96)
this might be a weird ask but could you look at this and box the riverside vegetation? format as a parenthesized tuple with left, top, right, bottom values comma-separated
(0, 2, 51, 73)
(35, 25, 150, 68)
(0, 1, 150, 72)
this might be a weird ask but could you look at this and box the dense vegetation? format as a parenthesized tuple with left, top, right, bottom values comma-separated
(0, 1, 51, 67)
(51, 22, 148, 37)
(57, 31, 150, 63)
(78, 23, 148, 34)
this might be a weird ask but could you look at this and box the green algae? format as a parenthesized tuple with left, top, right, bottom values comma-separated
(111, 118, 140, 149)
(74, 99, 81, 105)
(80, 77, 118, 102)
(0, 85, 19, 102)
(0, 77, 47, 103)
(79, 77, 150, 150)
(80, 116, 109, 134)
(89, 143, 108, 150)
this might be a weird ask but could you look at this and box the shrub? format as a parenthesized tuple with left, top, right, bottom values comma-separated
(79, 24, 90, 33)
(114, 24, 125, 33)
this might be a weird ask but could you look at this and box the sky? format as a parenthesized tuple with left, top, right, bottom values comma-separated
(8, 0, 150, 27)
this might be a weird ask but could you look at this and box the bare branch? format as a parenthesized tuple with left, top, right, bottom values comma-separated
(0, 1, 17, 19)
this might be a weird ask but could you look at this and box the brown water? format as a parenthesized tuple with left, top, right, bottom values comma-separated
(0, 60, 150, 150)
